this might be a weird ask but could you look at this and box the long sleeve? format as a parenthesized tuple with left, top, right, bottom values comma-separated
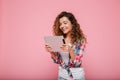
(51, 52, 63, 64)
(69, 41, 86, 67)
(51, 40, 86, 68)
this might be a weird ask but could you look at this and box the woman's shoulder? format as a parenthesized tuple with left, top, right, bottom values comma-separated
(73, 39, 86, 46)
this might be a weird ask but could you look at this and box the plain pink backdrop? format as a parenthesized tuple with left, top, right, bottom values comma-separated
(0, 0, 120, 80)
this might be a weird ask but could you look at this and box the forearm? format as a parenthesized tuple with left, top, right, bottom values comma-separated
(69, 48, 76, 60)
(50, 52, 62, 64)
(50, 52, 57, 59)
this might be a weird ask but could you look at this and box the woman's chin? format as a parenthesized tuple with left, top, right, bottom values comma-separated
(63, 31, 68, 34)
(63, 32, 67, 34)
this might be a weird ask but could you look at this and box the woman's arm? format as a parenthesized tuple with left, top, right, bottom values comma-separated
(45, 44, 62, 64)
(69, 48, 76, 60)
(50, 52, 57, 59)
(69, 42, 86, 67)
(50, 52, 62, 64)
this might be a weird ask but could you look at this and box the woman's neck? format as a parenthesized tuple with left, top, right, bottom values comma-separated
(64, 33, 71, 44)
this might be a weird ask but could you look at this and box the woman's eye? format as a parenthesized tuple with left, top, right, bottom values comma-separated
(64, 22, 67, 24)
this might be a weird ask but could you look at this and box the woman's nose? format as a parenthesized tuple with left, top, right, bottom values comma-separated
(60, 24, 65, 28)
(60, 25, 63, 28)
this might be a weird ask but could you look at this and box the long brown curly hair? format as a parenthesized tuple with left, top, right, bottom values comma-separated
(53, 11, 87, 44)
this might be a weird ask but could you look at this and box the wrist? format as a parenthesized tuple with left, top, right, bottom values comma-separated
(69, 48, 73, 54)
(68, 43, 72, 52)
(69, 48, 76, 60)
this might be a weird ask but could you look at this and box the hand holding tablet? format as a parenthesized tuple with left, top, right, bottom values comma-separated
(44, 36, 64, 52)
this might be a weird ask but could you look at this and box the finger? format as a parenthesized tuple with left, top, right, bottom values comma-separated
(46, 46, 51, 48)
(60, 47, 64, 49)
(61, 44, 67, 48)
(45, 47, 52, 52)
(45, 44, 49, 46)
(45, 44, 51, 48)
(62, 44, 67, 46)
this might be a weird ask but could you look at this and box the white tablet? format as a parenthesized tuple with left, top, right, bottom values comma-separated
(44, 36, 64, 52)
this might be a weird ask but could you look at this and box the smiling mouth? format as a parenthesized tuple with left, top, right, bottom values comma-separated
(62, 29, 66, 32)
(62, 28, 67, 32)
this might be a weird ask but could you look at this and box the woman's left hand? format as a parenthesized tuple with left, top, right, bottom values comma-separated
(60, 44, 71, 52)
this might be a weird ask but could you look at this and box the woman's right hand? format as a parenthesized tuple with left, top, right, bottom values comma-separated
(45, 44, 53, 53)
(45, 44, 57, 59)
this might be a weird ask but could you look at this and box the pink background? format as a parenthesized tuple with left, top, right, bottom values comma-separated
(0, 0, 120, 80)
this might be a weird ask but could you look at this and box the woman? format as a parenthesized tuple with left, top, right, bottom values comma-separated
(45, 11, 87, 80)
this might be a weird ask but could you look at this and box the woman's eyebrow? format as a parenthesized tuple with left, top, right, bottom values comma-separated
(60, 20, 67, 24)
(63, 21, 67, 23)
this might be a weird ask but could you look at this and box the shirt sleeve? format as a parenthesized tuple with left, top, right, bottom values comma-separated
(69, 41, 86, 67)
(51, 52, 63, 64)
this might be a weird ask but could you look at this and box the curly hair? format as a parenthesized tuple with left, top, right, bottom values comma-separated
(53, 11, 87, 44)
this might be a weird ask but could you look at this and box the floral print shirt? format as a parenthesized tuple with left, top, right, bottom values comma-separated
(51, 40, 86, 77)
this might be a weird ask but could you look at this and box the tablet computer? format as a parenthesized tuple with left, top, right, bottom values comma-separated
(44, 36, 64, 52)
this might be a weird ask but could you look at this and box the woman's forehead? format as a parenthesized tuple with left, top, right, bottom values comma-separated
(59, 17, 69, 22)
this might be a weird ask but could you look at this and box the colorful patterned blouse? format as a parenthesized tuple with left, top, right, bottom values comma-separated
(51, 40, 86, 77)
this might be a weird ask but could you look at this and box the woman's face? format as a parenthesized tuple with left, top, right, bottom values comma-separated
(59, 16, 73, 35)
